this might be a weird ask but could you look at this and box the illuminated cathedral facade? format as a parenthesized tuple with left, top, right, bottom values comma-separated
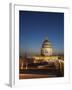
(19, 38, 64, 73)
(32, 38, 58, 63)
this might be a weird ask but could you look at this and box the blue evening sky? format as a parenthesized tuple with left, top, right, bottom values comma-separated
(19, 11, 64, 55)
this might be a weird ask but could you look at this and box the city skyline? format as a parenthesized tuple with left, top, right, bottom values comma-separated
(19, 11, 64, 56)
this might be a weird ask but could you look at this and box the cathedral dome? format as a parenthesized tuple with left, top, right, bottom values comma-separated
(43, 39, 49, 43)
(42, 39, 52, 48)
(41, 38, 53, 56)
